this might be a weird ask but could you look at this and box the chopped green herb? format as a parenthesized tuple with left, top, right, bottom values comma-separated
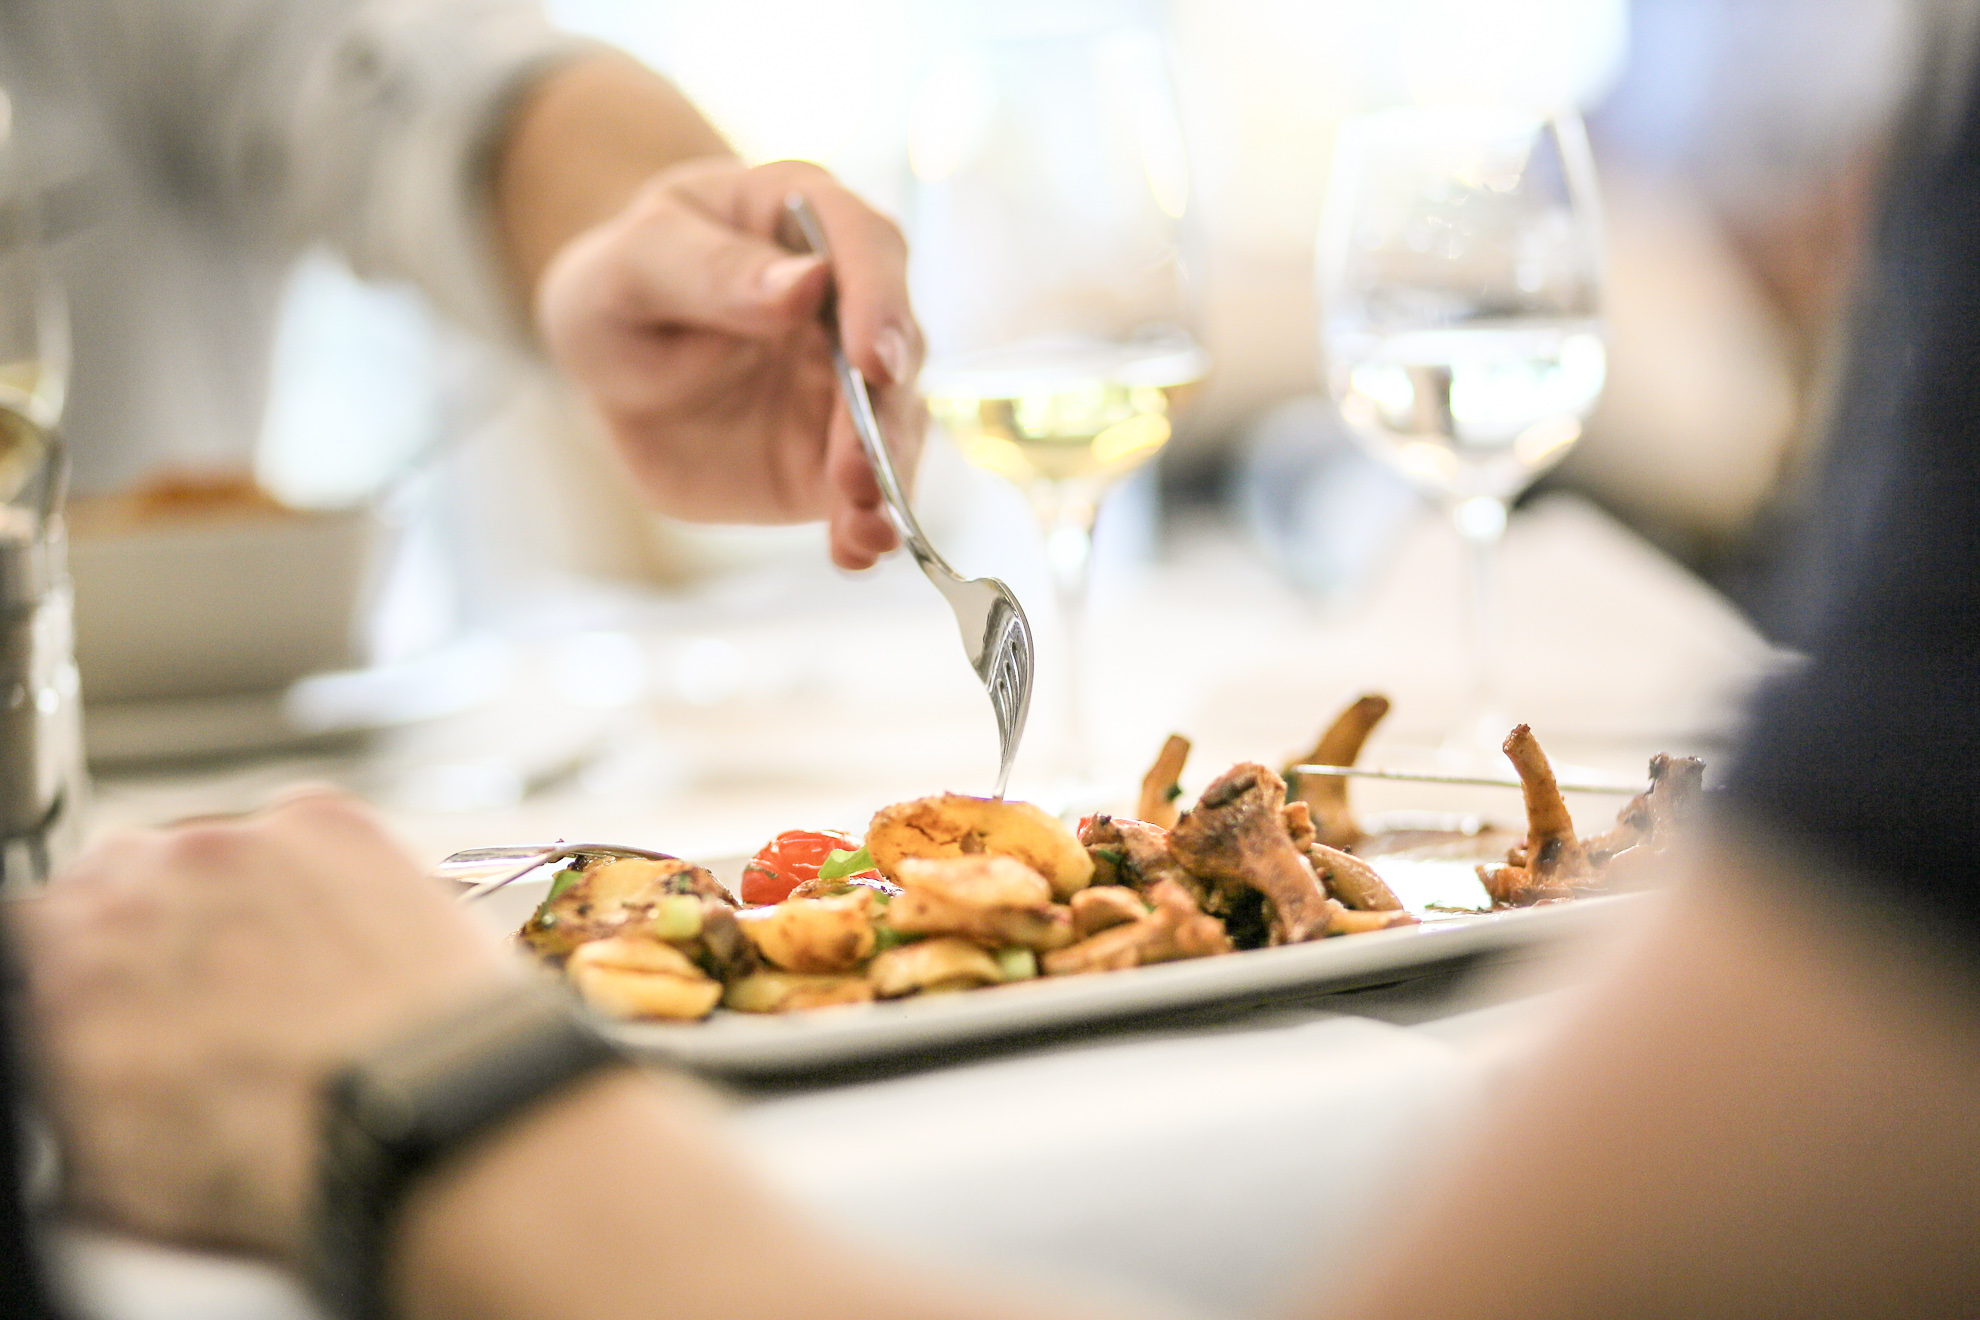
(994, 947, 1038, 981)
(545, 866, 583, 903)
(818, 844, 875, 881)
(1163, 782, 1183, 803)
(871, 923, 916, 953)
(1092, 847, 1126, 866)
(648, 895, 704, 942)
(529, 866, 586, 927)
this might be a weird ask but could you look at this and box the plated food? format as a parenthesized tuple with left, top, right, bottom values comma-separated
(513, 696, 1703, 1023)
(1478, 724, 1704, 907)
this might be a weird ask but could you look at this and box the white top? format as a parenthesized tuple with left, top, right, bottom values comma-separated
(3, 0, 589, 494)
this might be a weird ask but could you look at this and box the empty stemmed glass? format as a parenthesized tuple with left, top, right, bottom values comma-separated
(1317, 107, 1605, 763)
(907, 7, 1204, 797)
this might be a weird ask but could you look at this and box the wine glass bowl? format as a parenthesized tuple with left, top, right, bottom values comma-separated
(922, 336, 1204, 488)
(908, 10, 1203, 795)
(1317, 107, 1605, 761)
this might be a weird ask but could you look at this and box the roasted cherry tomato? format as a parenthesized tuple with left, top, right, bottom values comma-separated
(740, 828, 862, 905)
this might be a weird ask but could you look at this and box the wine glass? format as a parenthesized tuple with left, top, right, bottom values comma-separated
(0, 85, 83, 891)
(0, 92, 64, 503)
(1317, 107, 1604, 763)
(907, 7, 1204, 795)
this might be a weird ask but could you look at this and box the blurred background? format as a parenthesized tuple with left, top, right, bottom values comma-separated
(76, 0, 1928, 846)
(257, 0, 1916, 622)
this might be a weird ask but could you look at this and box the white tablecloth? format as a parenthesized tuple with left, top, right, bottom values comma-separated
(52, 980, 1587, 1320)
(55, 495, 1766, 1319)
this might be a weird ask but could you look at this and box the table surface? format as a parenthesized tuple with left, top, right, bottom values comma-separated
(55, 494, 1772, 1320)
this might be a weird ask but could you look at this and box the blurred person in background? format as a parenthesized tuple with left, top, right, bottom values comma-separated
(1559, 0, 1918, 614)
(8, 0, 922, 571)
(11, 10, 1980, 1314)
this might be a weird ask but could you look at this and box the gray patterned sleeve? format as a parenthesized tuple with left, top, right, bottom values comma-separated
(276, 0, 599, 347)
(59, 0, 597, 348)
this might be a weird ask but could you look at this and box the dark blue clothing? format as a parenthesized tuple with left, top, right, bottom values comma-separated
(1725, 77, 1980, 930)
(1, 934, 50, 1318)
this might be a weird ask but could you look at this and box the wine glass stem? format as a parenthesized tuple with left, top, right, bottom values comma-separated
(1030, 479, 1100, 785)
(1451, 494, 1509, 752)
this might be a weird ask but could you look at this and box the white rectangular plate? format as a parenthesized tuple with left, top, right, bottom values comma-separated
(476, 853, 1637, 1080)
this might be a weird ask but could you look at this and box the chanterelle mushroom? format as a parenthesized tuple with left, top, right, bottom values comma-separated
(1044, 878, 1232, 975)
(1137, 733, 1192, 828)
(1478, 724, 1598, 907)
(1581, 752, 1707, 888)
(1169, 762, 1336, 944)
(1069, 885, 1147, 941)
(1284, 693, 1390, 849)
(1080, 814, 1203, 903)
(1585, 753, 1706, 863)
(1308, 841, 1405, 912)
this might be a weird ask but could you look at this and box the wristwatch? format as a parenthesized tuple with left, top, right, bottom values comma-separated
(304, 980, 627, 1320)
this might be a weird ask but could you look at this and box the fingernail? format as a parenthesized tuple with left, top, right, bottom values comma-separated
(875, 324, 912, 385)
(758, 255, 819, 298)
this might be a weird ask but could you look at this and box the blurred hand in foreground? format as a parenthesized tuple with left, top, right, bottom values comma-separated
(534, 156, 925, 571)
(13, 792, 508, 1261)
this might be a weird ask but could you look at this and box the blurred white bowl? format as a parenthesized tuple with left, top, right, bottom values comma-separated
(68, 500, 383, 703)
(65, 494, 394, 762)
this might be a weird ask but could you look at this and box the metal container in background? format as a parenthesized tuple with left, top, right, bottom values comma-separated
(0, 425, 84, 892)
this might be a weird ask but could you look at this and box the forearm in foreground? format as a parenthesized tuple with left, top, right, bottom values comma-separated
(1308, 838, 1980, 1320)
(391, 1068, 1144, 1320)
(494, 51, 732, 302)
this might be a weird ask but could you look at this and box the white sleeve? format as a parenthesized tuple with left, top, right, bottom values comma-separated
(279, 0, 600, 349)
(55, 0, 596, 349)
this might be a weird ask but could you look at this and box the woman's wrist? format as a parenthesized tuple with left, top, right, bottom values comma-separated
(386, 1067, 663, 1320)
(301, 981, 630, 1319)
(495, 51, 734, 304)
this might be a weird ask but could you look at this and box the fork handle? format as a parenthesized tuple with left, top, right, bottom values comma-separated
(784, 194, 956, 581)
(828, 346, 952, 578)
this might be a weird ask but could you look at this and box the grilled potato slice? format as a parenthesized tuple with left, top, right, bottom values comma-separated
(736, 890, 878, 973)
(518, 856, 728, 961)
(567, 936, 723, 1020)
(723, 971, 875, 1014)
(867, 937, 1004, 998)
(866, 794, 1093, 899)
(889, 855, 1074, 951)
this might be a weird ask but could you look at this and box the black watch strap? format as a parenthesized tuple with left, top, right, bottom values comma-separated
(305, 981, 626, 1320)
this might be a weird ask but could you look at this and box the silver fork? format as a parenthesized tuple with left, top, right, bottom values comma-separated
(437, 842, 677, 904)
(784, 194, 1034, 799)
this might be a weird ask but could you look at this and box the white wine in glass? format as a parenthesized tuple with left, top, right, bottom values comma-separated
(909, 9, 1203, 797)
(924, 338, 1204, 486)
(1319, 107, 1605, 762)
